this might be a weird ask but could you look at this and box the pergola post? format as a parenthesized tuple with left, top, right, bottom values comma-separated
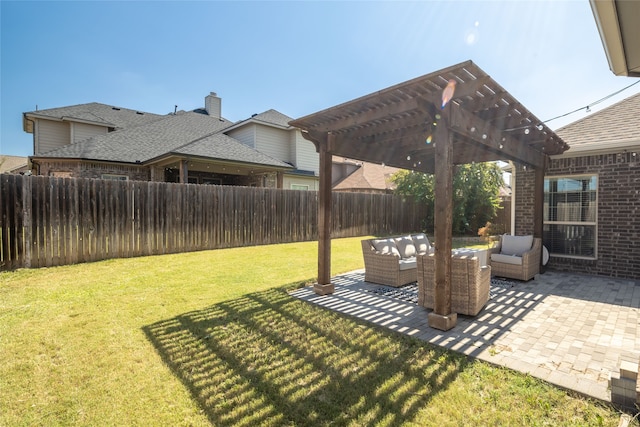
(428, 110, 457, 331)
(315, 133, 334, 295)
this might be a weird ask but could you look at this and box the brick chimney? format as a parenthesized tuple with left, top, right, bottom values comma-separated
(205, 92, 221, 118)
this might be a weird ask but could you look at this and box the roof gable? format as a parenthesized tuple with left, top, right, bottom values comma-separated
(224, 109, 294, 133)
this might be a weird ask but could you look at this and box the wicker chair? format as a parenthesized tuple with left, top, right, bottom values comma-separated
(417, 253, 491, 316)
(489, 236, 541, 281)
(361, 238, 419, 287)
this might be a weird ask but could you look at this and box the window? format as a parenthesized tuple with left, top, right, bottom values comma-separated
(101, 174, 128, 181)
(543, 175, 597, 259)
(291, 184, 309, 190)
(50, 171, 72, 178)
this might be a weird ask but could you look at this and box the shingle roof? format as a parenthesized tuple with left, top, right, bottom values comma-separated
(36, 111, 292, 169)
(25, 102, 166, 129)
(555, 92, 640, 146)
(172, 133, 292, 168)
(333, 160, 400, 191)
(227, 109, 294, 131)
(37, 112, 233, 162)
(250, 109, 293, 128)
(0, 155, 28, 173)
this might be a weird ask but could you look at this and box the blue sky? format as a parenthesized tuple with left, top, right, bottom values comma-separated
(2, 0, 639, 157)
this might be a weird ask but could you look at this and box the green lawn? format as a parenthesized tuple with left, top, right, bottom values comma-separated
(0, 236, 630, 426)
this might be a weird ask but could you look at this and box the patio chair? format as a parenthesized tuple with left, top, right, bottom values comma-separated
(417, 252, 491, 316)
(489, 235, 541, 281)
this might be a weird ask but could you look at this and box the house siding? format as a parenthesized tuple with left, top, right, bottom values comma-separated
(36, 120, 69, 155)
(292, 131, 319, 173)
(256, 126, 290, 164)
(226, 126, 256, 149)
(514, 152, 640, 279)
(73, 122, 108, 143)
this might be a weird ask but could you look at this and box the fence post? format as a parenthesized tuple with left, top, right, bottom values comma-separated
(22, 175, 33, 268)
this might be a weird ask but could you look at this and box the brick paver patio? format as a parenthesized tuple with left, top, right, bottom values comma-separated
(291, 269, 640, 402)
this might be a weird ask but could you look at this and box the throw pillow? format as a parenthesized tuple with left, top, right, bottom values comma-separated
(394, 236, 416, 259)
(411, 233, 431, 254)
(501, 234, 534, 256)
(372, 238, 400, 257)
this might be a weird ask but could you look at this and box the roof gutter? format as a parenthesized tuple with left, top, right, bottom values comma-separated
(23, 112, 115, 128)
(551, 137, 640, 158)
(589, 0, 637, 77)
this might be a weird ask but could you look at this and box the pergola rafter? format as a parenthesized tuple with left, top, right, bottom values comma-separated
(290, 60, 569, 330)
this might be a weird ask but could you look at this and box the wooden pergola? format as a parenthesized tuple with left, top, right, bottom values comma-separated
(289, 60, 569, 330)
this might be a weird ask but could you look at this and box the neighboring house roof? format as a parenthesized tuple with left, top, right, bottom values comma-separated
(23, 102, 165, 131)
(33, 110, 292, 169)
(554, 92, 640, 156)
(0, 155, 28, 173)
(224, 109, 293, 132)
(170, 133, 292, 169)
(333, 160, 400, 191)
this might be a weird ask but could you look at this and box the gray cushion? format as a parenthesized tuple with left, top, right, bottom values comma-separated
(372, 238, 400, 257)
(501, 235, 533, 256)
(491, 253, 523, 265)
(411, 233, 431, 254)
(394, 236, 416, 259)
(398, 257, 417, 270)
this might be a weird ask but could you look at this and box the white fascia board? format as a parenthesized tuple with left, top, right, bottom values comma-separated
(590, 0, 629, 76)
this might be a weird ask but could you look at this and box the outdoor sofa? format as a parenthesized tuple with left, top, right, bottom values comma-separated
(417, 252, 491, 316)
(361, 234, 433, 287)
(489, 235, 541, 281)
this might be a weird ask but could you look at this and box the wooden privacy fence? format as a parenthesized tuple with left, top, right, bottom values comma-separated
(1, 174, 428, 270)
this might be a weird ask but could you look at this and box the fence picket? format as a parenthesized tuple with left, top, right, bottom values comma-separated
(0, 174, 435, 270)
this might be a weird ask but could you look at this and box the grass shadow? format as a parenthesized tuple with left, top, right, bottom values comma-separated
(143, 286, 466, 426)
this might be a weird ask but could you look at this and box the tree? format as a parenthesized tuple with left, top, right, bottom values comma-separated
(391, 162, 504, 235)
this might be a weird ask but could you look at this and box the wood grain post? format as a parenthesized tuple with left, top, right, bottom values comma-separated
(179, 160, 188, 184)
(315, 133, 334, 295)
(428, 108, 457, 330)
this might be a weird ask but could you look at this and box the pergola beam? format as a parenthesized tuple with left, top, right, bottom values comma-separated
(449, 104, 546, 169)
(312, 97, 425, 133)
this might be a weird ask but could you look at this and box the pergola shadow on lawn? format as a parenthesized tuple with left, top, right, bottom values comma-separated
(291, 270, 640, 403)
(142, 287, 465, 426)
(289, 60, 569, 331)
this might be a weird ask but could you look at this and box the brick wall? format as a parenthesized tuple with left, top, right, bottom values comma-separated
(514, 152, 640, 279)
(513, 164, 536, 237)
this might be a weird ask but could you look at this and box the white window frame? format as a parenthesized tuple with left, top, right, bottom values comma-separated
(290, 184, 309, 190)
(101, 174, 128, 181)
(543, 174, 598, 260)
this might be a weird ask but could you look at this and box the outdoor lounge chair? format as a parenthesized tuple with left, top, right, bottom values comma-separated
(417, 252, 491, 316)
(361, 234, 432, 287)
(489, 235, 541, 281)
